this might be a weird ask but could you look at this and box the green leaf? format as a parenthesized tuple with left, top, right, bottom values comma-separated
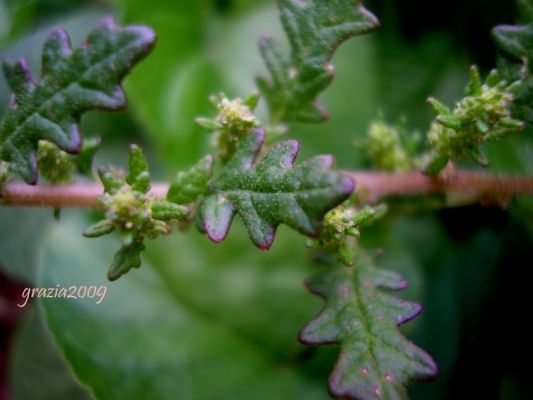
(0, 17, 156, 183)
(9, 307, 92, 400)
(300, 251, 437, 399)
(108, 240, 144, 281)
(0, 0, 36, 44)
(83, 219, 115, 238)
(126, 143, 151, 194)
(257, 0, 379, 123)
(39, 216, 328, 400)
(109, 0, 218, 168)
(151, 201, 188, 221)
(0, 208, 51, 283)
(519, 0, 533, 23)
(98, 166, 123, 194)
(198, 129, 354, 249)
(492, 21, 533, 121)
(167, 155, 214, 204)
(73, 137, 101, 176)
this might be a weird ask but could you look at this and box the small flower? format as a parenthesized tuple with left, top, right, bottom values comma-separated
(423, 66, 524, 176)
(196, 92, 260, 162)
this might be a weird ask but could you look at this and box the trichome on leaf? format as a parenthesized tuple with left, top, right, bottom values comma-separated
(301, 250, 437, 400)
(0, 17, 156, 184)
(257, 0, 379, 124)
(197, 128, 354, 249)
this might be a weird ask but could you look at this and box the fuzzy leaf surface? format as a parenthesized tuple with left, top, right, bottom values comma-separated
(257, 0, 379, 123)
(198, 129, 354, 249)
(300, 252, 437, 400)
(167, 155, 214, 204)
(0, 17, 156, 183)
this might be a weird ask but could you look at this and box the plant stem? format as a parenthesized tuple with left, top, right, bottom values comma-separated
(0, 183, 169, 207)
(347, 170, 533, 204)
(1, 171, 533, 208)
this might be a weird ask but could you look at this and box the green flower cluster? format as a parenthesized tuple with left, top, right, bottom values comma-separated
(312, 202, 387, 265)
(36, 139, 101, 184)
(84, 145, 188, 281)
(196, 92, 260, 162)
(365, 120, 413, 172)
(37, 141, 76, 184)
(423, 66, 524, 176)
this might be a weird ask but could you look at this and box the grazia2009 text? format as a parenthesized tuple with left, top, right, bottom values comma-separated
(17, 284, 107, 308)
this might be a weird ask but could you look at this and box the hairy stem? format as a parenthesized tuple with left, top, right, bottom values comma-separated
(348, 170, 533, 203)
(1, 171, 533, 207)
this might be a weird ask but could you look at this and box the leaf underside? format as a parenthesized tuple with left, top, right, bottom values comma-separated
(300, 251, 437, 400)
(197, 129, 354, 250)
(0, 17, 156, 183)
(257, 0, 379, 123)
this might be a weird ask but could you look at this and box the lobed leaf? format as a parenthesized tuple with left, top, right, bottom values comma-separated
(151, 201, 189, 221)
(493, 8, 533, 122)
(167, 155, 214, 204)
(257, 0, 379, 123)
(0, 17, 156, 183)
(300, 251, 437, 399)
(197, 129, 354, 249)
(126, 143, 151, 194)
(108, 240, 145, 281)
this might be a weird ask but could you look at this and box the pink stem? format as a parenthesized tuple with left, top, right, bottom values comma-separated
(1, 171, 533, 208)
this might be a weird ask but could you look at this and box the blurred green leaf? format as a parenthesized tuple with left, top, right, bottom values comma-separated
(109, 0, 219, 168)
(0, 208, 51, 283)
(493, 21, 533, 122)
(39, 215, 328, 399)
(0, 0, 36, 45)
(9, 307, 93, 400)
(145, 223, 330, 367)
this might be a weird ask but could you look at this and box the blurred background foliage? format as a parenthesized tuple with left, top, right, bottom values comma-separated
(0, 0, 532, 399)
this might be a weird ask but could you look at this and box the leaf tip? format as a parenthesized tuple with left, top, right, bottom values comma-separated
(99, 15, 118, 29)
(253, 229, 276, 251)
(397, 301, 423, 325)
(280, 139, 301, 167)
(340, 172, 356, 197)
(202, 196, 235, 244)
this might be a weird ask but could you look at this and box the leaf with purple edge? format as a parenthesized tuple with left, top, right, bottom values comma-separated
(492, 8, 533, 122)
(300, 250, 437, 400)
(0, 17, 156, 183)
(197, 128, 354, 249)
(257, 0, 379, 123)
